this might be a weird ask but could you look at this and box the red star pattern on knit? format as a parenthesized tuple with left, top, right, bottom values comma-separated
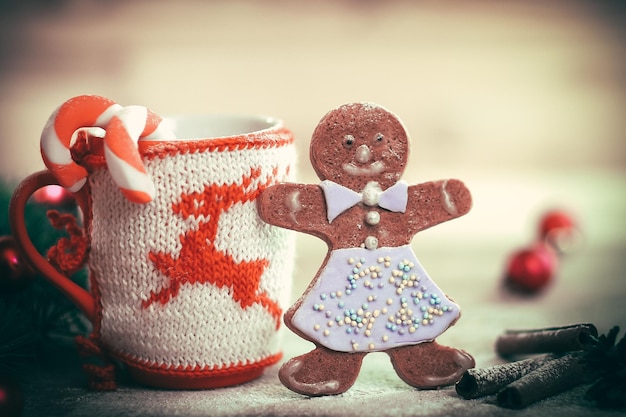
(143, 167, 283, 328)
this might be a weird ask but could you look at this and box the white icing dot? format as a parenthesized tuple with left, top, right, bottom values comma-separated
(365, 210, 380, 225)
(364, 236, 378, 250)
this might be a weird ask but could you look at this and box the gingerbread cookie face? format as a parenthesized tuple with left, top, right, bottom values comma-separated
(310, 103, 409, 191)
(258, 102, 474, 396)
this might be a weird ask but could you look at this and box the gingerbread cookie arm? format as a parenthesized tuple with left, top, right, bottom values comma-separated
(406, 179, 472, 234)
(257, 183, 332, 241)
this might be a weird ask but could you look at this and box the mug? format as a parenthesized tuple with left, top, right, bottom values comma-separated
(10, 114, 296, 389)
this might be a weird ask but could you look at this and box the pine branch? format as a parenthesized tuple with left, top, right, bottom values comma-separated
(582, 326, 626, 408)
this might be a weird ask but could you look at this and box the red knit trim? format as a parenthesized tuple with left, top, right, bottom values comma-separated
(138, 127, 294, 160)
(116, 350, 282, 389)
(71, 127, 294, 170)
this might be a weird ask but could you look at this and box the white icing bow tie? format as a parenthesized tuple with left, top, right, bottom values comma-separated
(320, 180, 408, 223)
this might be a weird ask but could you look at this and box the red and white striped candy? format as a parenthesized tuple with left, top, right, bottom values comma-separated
(41, 95, 122, 193)
(40, 95, 175, 204)
(103, 105, 175, 204)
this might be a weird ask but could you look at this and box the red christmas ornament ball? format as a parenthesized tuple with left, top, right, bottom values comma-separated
(32, 184, 74, 207)
(538, 210, 581, 254)
(0, 236, 36, 293)
(505, 243, 558, 293)
(538, 210, 575, 239)
(0, 372, 24, 417)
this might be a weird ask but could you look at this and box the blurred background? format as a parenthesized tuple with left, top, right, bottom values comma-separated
(1, 0, 625, 320)
(1, 3, 626, 413)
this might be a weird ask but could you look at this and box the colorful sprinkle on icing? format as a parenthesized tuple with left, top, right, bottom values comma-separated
(293, 245, 460, 352)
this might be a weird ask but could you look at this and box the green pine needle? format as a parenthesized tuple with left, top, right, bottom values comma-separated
(583, 326, 626, 409)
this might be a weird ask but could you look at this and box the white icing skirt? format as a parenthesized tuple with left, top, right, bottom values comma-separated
(291, 245, 460, 353)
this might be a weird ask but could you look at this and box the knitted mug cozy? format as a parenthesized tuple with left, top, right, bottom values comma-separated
(11, 115, 296, 389)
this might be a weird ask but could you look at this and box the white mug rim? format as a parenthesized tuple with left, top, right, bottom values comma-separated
(156, 114, 283, 141)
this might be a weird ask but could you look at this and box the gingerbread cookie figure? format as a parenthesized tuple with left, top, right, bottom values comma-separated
(258, 103, 475, 396)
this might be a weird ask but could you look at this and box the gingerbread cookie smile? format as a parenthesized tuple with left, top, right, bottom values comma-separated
(341, 133, 389, 176)
(342, 160, 385, 176)
(258, 102, 474, 396)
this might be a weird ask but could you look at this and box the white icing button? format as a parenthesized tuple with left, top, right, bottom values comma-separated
(361, 181, 382, 206)
(364, 236, 379, 250)
(365, 211, 380, 225)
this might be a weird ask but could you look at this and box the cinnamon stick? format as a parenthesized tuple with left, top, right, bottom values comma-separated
(495, 323, 597, 358)
(496, 352, 591, 409)
(455, 354, 558, 399)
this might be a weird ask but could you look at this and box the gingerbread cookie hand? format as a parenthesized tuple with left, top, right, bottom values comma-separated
(439, 178, 473, 218)
(259, 103, 475, 396)
(257, 183, 334, 242)
(405, 178, 472, 235)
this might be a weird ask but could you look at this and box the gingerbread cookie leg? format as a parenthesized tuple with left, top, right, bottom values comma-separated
(278, 347, 367, 396)
(387, 341, 475, 389)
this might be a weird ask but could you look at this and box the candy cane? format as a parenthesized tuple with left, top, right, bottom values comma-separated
(40, 95, 175, 204)
(41, 95, 123, 193)
(103, 105, 175, 204)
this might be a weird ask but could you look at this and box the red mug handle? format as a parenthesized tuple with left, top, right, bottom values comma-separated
(9, 170, 96, 322)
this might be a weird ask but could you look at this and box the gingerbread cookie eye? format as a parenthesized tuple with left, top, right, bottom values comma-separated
(373, 133, 385, 146)
(343, 134, 356, 149)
